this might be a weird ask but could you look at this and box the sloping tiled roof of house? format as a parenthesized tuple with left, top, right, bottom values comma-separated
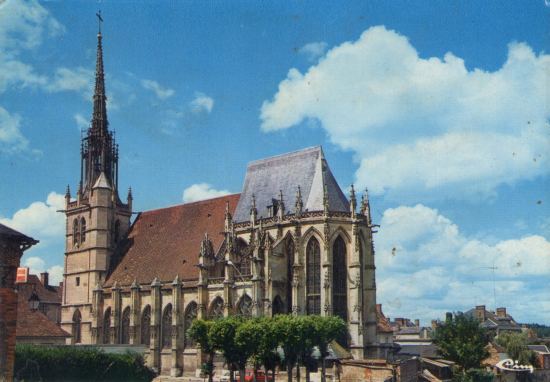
(16, 303, 69, 338)
(0, 222, 38, 244)
(105, 194, 240, 286)
(17, 275, 61, 304)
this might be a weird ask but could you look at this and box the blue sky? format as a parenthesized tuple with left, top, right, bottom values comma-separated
(1, 0, 549, 325)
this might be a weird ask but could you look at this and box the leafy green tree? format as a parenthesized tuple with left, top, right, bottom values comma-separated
(296, 316, 316, 382)
(187, 319, 216, 382)
(273, 314, 304, 382)
(495, 332, 538, 366)
(311, 315, 347, 382)
(235, 317, 280, 381)
(433, 313, 489, 372)
(210, 316, 253, 382)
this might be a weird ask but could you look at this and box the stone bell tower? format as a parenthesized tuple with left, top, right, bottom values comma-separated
(61, 19, 132, 344)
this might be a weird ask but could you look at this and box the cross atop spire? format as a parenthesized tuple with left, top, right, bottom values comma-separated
(96, 10, 103, 34)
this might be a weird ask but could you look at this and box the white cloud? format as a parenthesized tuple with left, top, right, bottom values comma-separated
(74, 113, 88, 131)
(0, 106, 29, 153)
(141, 79, 175, 100)
(376, 204, 550, 324)
(298, 41, 328, 62)
(0, 191, 65, 239)
(189, 93, 214, 114)
(48, 67, 93, 96)
(22, 257, 64, 285)
(261, 26, 550, 201)
(182, 183, 231, 203)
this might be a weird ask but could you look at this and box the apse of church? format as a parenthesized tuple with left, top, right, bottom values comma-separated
(61, 25, 383, 377)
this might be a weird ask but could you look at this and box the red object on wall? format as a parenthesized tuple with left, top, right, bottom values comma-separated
(15, 267, 28, 284)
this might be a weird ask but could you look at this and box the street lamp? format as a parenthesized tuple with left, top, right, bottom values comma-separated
(28, 289, 40, 311)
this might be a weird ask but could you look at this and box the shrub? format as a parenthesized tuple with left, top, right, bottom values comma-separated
(15, 344, 155, 382)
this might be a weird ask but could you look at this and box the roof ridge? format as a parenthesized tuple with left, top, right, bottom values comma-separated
(246, 146, 321, 167)
(141, 193, 240, 214)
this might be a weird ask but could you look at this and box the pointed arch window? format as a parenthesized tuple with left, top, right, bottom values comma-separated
(332, 236, 348, 322)
(103, 307, 111, 344)
(120, 307, 131, 344)
(306, 237, 321, 315)
(80, 217, 87, 243)
(184, 302, 198, 347)
(272, 295, 284, 316)
(161, 304, 173, 349)
(208, 297, 224, 319)
(73, 219, 80, 247)
(72, 309, 82, 344)
(237, 295, 253, 317)
(141, 305, 151, 346)
(114, 220, 120, 244)
(285, 236, 295, 314)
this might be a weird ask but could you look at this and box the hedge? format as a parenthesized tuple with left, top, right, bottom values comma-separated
(14, 344, 155, 382)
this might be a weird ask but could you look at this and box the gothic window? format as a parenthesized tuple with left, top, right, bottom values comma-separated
(103, 307, 111, 344)
(235, 238, 251, 277)
(72, 309, 82, 344)
(120, 306, 131, 344)
(114, 220, 120, 244)
(306, 237, 321, 315)
(184, 302, 198, 347)
(208, 297, 224, 319)
(73, 219, 80, 246)
(141, 305, 151, 346)
(239, 254, 251, 276)
(332, 236, 348, 322)
(80, 217, 87, 243)
(272, 295, 284, 316)
(161, 304, 173, 349)
(237, 295, 253, 317)
(285, 236, 294, 313)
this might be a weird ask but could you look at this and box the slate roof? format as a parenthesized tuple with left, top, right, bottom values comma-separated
(233, 146, 349, 223)
(0, 223, 38, 244)
(528, 345, 550, 353)
(464, 307, 521, 331)
(105, 194, 240, 286)
(396, 343, 440, 358)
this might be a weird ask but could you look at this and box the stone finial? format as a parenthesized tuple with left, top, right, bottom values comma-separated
(278, 190, 285, 218)
(349, 184, 356, 218)
(151, 277, 161, 287)
(250, 193, 257, 225)
(172, 274, 180, 286)
(323, 182, 329, 216)
(127, 187, 133, 201)
(295, 186, 303, 217)
(131, 279, 139, 289)
(224, 201, 233, 233)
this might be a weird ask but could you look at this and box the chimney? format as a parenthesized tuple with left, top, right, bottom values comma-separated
(475, 305, 486, 321)
(40, 272, 49, 287)
(415, 319, 420, 328)
(496, 307, 507, 318)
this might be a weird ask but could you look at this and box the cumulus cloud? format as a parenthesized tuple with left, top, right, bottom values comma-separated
(22, 257, 64, 285)
(48, 67, 93, 96)
(376, 204, 550, 324)
(0, 106, 29, 153)
(189, 93, 214, 114)
(74, 113, 88, 131)
(0, 191, 65, 239)
(182, 183, 231, 203)
(261, 26, 550, 201)
(141, 79, 175, 100)
(298, 41, 328, 62)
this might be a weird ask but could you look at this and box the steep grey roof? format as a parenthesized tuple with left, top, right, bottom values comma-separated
(233, 146, 349, 223)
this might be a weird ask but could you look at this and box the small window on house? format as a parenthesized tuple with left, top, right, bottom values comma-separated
(76, 277, 80, 286)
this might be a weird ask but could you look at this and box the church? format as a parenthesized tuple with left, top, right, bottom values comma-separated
(60, 27, 388, 376)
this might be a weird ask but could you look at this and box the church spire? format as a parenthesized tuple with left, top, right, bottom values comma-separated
(80, 12, 119, 197)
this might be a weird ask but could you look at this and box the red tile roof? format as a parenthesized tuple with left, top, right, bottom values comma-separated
(17, 275, 61, 303)
(16, 303, 69, 338)
(105, 194, 240, 286)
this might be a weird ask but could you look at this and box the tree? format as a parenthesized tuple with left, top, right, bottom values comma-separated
(273, 314, 304, 382)
(235, 317, 280, 382)
(433, 313, 489, 372)
(495, 332, 538, 366)
(311, 316, 347, 382)
(210, 316, 253, 382)
(187, 319, 216, 382)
